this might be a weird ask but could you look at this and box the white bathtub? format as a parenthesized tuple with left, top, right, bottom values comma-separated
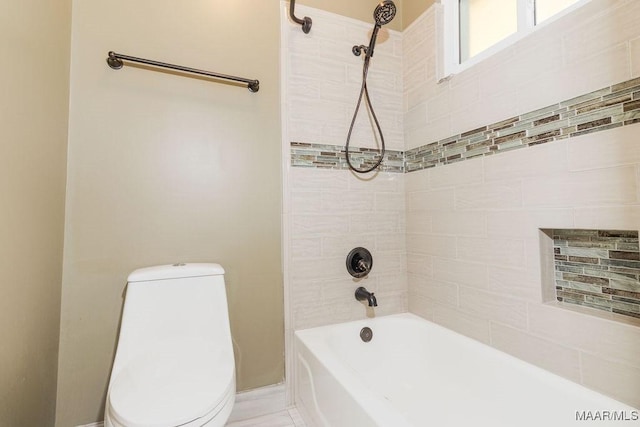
(294, 313, 638, 427)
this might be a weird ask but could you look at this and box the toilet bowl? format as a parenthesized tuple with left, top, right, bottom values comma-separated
(105, 263, 235, 427)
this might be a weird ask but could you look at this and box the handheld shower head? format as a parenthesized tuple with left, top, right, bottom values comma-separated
(367, 1, 396, 58)
(374, 0, 397, 26)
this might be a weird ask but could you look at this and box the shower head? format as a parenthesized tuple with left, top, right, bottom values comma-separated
(374, 0, 396, 26)
(366, 1, 396, 59)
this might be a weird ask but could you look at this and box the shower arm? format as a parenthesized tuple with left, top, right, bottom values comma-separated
(289, 0, 312, 34)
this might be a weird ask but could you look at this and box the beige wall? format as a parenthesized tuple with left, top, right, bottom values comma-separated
(0, 0, 71, 426)
(299, 0, 404, 30)
(56, 1, 283, 425)
(403, 0, 437, 28)
(297, 0, 439, 31)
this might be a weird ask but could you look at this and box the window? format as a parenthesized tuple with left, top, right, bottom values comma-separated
(441, 0, 586, 78)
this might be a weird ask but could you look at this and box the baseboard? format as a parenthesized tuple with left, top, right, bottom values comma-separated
(75, 383, 286, 427)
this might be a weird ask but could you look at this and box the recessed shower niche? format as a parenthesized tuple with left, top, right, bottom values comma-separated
(540, 229, 640, 321)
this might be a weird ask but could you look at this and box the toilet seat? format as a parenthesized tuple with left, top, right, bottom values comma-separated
(107, 337, 235, 427)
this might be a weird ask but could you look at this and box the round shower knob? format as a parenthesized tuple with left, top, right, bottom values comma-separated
(346, 247, 373, 278)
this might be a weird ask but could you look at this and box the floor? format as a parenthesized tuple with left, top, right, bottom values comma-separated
(77, 384, 304, 427)
(226, 407, 305, 427)
(225, 384, 306, 427)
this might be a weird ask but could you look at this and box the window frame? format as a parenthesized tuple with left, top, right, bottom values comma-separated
(440, 0, 591, 80)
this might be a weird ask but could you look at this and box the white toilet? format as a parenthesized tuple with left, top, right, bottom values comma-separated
(105, 263, 235, 427)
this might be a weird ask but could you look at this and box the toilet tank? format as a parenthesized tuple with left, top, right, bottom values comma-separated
(112, 263, 233, 374)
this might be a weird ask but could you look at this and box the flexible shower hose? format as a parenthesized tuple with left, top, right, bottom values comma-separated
(345, 54, 386, 174)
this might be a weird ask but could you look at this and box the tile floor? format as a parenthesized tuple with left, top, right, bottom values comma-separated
(225, 384, 306, 427)
(226, 407, 305, 426)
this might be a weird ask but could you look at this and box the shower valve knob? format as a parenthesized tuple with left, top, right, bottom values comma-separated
(346, 247, 373, 278)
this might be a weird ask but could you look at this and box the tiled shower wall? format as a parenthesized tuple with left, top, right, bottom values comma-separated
(405, 0, 640, 407)
(280, 2, 407, 400)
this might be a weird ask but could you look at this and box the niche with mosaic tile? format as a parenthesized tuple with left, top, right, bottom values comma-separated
(542, 229, 640, 320)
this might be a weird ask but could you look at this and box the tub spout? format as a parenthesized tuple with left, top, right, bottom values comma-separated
(355, 286, 378, 307)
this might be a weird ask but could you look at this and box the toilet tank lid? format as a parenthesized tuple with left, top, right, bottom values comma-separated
(127, 263, 225, 282)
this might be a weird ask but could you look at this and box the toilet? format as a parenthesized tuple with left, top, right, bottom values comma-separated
(105, 263, 235, 427)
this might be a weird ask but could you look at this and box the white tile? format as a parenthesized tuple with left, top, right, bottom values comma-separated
(291, 214, 350, 237)
(486, 266, 542, 302)
(372, 251, 404, 274)
(452, 91, 518, 133)
(290, 191, 322, 213)
(405, 103, 428, 131)
(290, 238, 321, 259)
(429, 158, 484, 189)
(581, 353, 640, 409)
(426, 88, 452, 121)
(449, 74, 479, 113)
(562, 0, 640, 65)
(408, 292, 436, 320)
(289, 53, 345, 83)
(527, 302, 640, 368)
(632, 37, 640, 77)
(458, 287, 528, 330)
(432, 257, 487, 289)
(432, 304, 491, 344)
(288, 408, 307, 427)
(405, 169, 429, 192)
(407, 188, 455, 211)
(226, 410, 295, 427)
(406, 233, 457, 258)
(349, 212, 402, 234)
(374, 191, 406, 212)
(522, 166, 638, 208)
(486, 209, 574, 238)
(422, 116, 453, 146)
(430, 210, 486, 236)
(568, 125, 640, 171)
(321, 235, 376, 258)
(483, 141, 568, 183)
(290, 168, 347, 192)
(410, 278, 459, 307)
(574, 205, 640, 230)
(375, 232, 406, 252)
(290, 256, 344, 280)
(407, 253, 433, 277)
(457, 236, 525, 268)
(406, 210, 432, 234)
(227, 384, 287, 423)
(455, 180, 522, 211)
(570, 43, 632, 96)
(321, 191, 375, 213)
(347, 171, 403, 193)
(490, 323, 582, 383)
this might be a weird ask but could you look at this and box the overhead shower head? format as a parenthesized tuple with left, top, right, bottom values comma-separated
(365, 1, 396, 59)
(374, 0, 396, 26)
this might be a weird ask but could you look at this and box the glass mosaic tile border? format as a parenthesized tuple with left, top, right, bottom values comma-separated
(290, 142, 404, 173)
(290, 77, 640, 173)
(553, 229, 640, 319)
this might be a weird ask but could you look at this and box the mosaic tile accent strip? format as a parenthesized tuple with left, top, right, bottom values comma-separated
(290, 77, 640, 173)
(405, 77, 640, 172)
(291, 142, 404, 173)
(552, 229, 640, 320)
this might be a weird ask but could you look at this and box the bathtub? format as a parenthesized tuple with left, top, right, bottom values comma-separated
(294, 313, 638, 427)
